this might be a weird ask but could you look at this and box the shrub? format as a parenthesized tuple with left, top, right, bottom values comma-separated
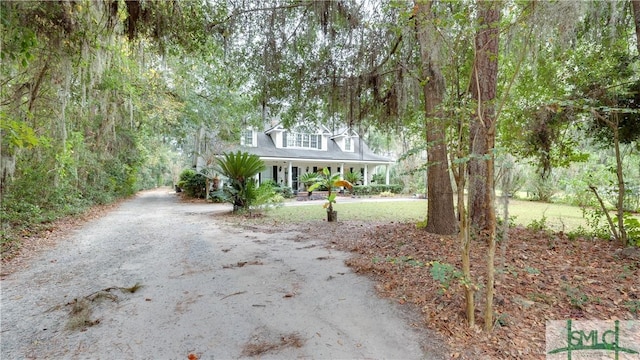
(344, 171, 363, 185)
(526, 216, 550, 233)
(567, 226, 591, 241)
(274, 185, 294, 199)
(177, 169, 206, 198)
(528, 175, 557, 202)
(371, 173, 386, 184)
(351, 184, 402, 196)
(251, 181, 285, 210)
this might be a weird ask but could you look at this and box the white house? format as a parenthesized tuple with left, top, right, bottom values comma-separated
(196, 122, 395, 192)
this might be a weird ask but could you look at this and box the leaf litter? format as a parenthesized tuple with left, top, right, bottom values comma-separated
(46, 283, 143, 331)
(246, 220, 639, 359)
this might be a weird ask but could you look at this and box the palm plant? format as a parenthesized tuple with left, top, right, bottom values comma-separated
(216, 151, 266, 212)
(299, 172, 321, 195)
(307, 168, 353, 221)
(344, 170, 363, 186)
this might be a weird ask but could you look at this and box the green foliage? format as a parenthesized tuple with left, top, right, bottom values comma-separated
(0, 118, 40, 154)
(307, 168, 353, 213)
(177, 169, 206, 198)
(371, 173, 386, 184)
(274, 185, 294, 199)
(614, 213, 640, 247)
(299, 172, 320, 191)
(582, 203, 640, 246)
(0, 1, 204, 258)
(429, 261, 462, 295)
(351, 184, 403, 196)
(526, 216, 550, 233)
(344, 171, 362, 185)
(582, 207, 612, 240)
(216, 151, 266, 212)
(527, 174, 557, 202)
(524, 266, 540, 275)
(566, 226, 591, 241)
(496, 215, 517, 229)
(618, 264, 638, 281)
(608, 184, 640, 213)
(250, 181, 284, 210)
(625, 300, 640, 314)
(562, 284, 591, 310)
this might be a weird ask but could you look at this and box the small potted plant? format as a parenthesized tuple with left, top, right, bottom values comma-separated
(307, 168, 353, 222)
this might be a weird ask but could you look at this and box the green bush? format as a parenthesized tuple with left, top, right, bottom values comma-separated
(526, 216, 549, 232)
(567, 226, 591, 241)
(344, 171, 363, 185)
(251, 181, 285, 210)
(177, 169, 206, 198)
(528, 175, 557, 202)
(371, 173, 386, 184)
(274, 185, 294, 198)
(351, 184, 402, 196)
(616, 213, 640, 247)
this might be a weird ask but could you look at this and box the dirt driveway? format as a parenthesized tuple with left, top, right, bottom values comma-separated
(1, 188, 447, 359)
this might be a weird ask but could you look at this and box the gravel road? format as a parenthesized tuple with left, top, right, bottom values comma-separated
(1, 188, 447, 359)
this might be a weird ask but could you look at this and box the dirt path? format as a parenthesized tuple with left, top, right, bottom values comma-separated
(1, 188, 447, 359)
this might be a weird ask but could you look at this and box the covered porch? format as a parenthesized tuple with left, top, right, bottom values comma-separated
(257, 158, 392, 192)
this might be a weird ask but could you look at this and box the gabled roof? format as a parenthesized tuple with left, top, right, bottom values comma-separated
(264, 124, 285, 134)
(265, 122, 331, 135)
(330, 128, 359, 139)
(231, 132, 394, 164)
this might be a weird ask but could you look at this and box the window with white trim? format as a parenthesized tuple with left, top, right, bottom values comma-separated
(284, 132, 322, 150)
(345, 137, 352, 151)
(241, 129, 254, 147)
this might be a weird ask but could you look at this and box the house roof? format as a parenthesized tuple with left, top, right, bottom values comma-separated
(265, 122, 332, 135)
(231, 132, 394, 165)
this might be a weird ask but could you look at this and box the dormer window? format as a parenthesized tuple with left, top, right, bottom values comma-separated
(241, 129, 255, 147)
(284, 131, 322, 150)
(345, 137, 352, 151)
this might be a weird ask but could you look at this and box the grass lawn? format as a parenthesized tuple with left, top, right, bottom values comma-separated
(267, 199, 427, 223)
(265, 197, 589, 232)
(507, 199, 588, 231)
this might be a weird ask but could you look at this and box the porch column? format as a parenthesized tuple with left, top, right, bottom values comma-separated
(385, 165, 390, 185)
(363, 165, 368, 186)
(339, 163, 344, 179)
(287, 162, 293, 188)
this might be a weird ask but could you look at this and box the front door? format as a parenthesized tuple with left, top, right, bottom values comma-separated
(292, 167, 299, 191)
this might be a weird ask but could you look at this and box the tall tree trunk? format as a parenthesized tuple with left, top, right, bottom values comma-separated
(468, 0, 500, 330)
(414, 0, 457, 235)
(612, 117, 628, 246)
(469, 0, 500, 234)
(452, 119, 475, 326)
